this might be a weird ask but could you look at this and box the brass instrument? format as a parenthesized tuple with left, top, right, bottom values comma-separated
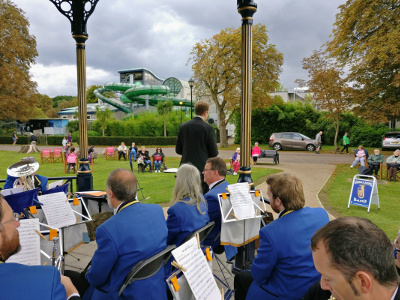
(7, 157, 39, 191)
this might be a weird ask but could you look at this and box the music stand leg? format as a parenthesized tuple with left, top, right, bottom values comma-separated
(232, 242, 255, 274)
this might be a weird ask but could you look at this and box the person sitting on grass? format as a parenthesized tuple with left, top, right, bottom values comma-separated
(350, 145, 369, 169)
(367, 149, 384, 177)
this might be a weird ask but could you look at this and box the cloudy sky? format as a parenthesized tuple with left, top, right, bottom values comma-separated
(14, 0, 345, 97)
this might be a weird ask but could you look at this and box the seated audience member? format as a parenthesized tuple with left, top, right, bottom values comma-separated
(232, 148, 240, 175)
(252, 142, 261, 164)
(0, 195, 81, 300)
(152, 147, 165, 173)
(138, 146, 152, 172)
(66, 168, 168, 300)
(367, 149, 384, 177)
(306, 216, 400, 300)
(166, 164, 209, 248)
(117, 142, 127, 161)
(4, 157, 48, 193)
(202, 157, 229, 252)
(66, 147, 78, 174)
(88, 145, 95, 163)
(234, 173, 329, 300)
(350, 145, 369, 169)
(386, 149, 400, 181)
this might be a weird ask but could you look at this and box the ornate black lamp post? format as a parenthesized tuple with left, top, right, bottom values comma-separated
(49, 0, 99, 191)
(188, 78, 194, 119)
(179, 101, 183, 123)
(235, 0, 257, 273)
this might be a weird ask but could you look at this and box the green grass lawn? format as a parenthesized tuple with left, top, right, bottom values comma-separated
(0, 151, 279, 206)
(319, 164, 399, 240)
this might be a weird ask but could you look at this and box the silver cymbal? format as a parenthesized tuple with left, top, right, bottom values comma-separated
(7, 159, 39, 177)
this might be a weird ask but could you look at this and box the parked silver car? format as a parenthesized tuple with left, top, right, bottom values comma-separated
(382, 132, 400, 151)
(269, 132, 316, 151)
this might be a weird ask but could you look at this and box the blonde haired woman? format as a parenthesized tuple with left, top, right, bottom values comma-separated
(166, 164, 209, 247)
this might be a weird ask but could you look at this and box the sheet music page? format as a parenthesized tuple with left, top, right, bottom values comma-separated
(6, 219, 40, 265)
(228, 182, 254, 220)
(1, 187, 24, 196)
(48, 180, 63, 190)
(172, 237, 220, 300)
(38, 192, 76, 228)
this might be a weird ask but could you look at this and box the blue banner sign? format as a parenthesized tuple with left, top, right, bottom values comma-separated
(348, 175, 380, 213)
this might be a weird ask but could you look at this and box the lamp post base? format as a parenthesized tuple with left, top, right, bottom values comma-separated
(76, 158, 93, 191)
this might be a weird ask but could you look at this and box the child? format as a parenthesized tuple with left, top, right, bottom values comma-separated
(66, 146, 78, 173)
(62, 137, 67, 149)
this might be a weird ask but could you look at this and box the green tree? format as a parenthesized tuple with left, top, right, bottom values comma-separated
(96, 106, 113, 136)
(0, 0, 38, 121)
(52, 95, 76, 108)
(157, 100, 173, 137)
(32, 93, 53, 117)
(86, 85, 102, 103)
(188, 24, 283, 147)
(303, 49, 350, 148)
(327, 0, 400, 124)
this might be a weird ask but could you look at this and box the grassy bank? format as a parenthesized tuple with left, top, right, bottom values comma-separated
(319, 164, 399, 240)
(0, 151, 279, 205)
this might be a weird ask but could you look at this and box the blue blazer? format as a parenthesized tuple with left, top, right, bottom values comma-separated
(203, 180, 229, 248)
(166, 197, 209, 247)
(4, 174, 48, 192)
(246, 207, 329, 300)
(84, 202, 168, 300)
(0, 263, 68, 300)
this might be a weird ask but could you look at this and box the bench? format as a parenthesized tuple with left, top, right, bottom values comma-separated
(260, 150, 279, 165)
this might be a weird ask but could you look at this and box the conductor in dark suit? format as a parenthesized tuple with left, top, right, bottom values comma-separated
(0, 195, 81, 300)
(176, 100, 219, 193)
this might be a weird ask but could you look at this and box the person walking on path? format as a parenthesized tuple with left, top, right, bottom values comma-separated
(175, 100, 219, 194)
(340, 132, 350, 154)
(12, 131, 18, 146)
(315, 131, 323, 154)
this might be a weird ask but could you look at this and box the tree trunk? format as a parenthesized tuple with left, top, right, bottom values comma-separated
(102, 125, 105, 137)
(333, 114, 340, 149)
(217, 107, 228, 148)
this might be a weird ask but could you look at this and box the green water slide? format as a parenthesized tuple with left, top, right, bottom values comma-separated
(93, 81, 192, 114)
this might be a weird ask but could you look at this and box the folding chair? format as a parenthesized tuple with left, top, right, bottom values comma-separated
(386, 163, 400, 182)
(52, 148, 64, 163)
(119, 245, 176, 296)
(41, 149, 52, 163)
(151, 157, 166, 172)
(182, 221, 215, 245)
(105, 147, 116, 160)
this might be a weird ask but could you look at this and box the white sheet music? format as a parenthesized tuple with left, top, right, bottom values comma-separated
(1, 187, 24, 196)
(48, 180, 64, 190)
(172, 237, 220, 300)
(227, 182, 254, 220)
(38, 192, 76, 228)
(6, 219, 40, 266)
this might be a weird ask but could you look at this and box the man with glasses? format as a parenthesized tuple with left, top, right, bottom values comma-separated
(176, 100, 219, 194)
(234, 173, 329, 300)
(202, 157, 230, 254)
(0, 195, 80, 299)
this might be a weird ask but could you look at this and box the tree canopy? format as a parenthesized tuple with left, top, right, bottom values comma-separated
(303, 49, 350, 148)
(327, 0, 400, 123)
(86, 85, 102, 103)
(188, 24, 283, 147)
(0, 0, 38, 121)
(96, 106, 113, 136)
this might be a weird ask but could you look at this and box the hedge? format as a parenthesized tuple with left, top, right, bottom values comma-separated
(0, 136, 29, 144)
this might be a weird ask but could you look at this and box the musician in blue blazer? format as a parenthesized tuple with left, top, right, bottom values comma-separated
(0, 195, 80, 300)
(83, 169, 168, 300)
(234, 173, 329, 300)
(166, 164, 209, 247)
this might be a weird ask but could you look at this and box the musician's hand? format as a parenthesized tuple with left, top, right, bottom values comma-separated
(61, 275, 79, 298)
